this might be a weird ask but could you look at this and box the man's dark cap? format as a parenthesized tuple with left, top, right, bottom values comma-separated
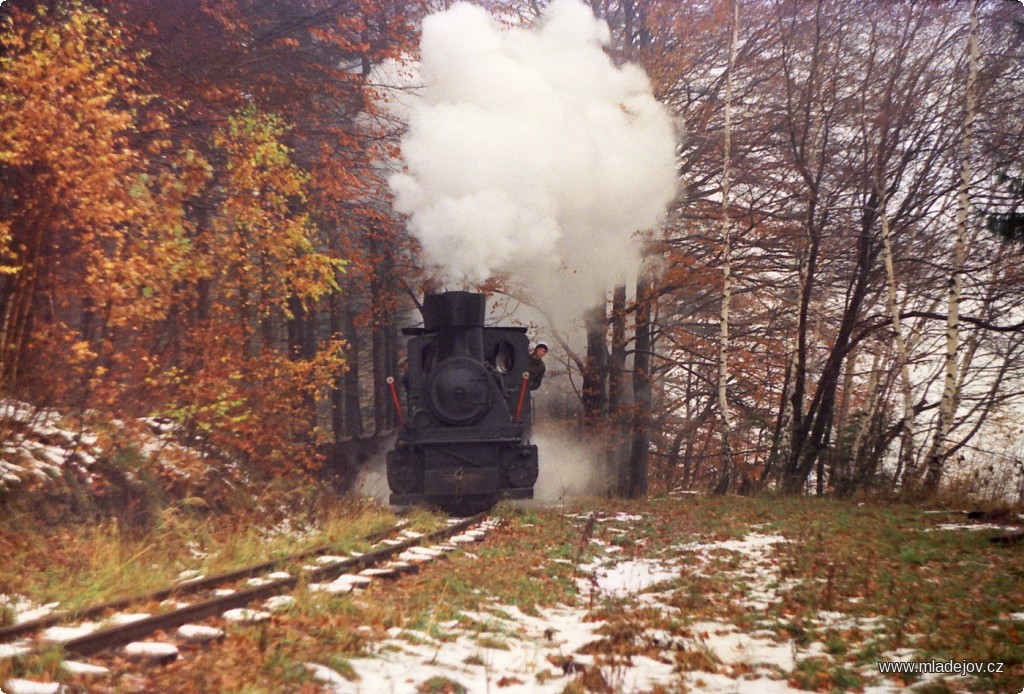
(535, 343, 548, 351)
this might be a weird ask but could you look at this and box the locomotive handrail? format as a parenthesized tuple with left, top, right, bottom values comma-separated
(386, 376, 406, 426)
(514, 371, 530, 422)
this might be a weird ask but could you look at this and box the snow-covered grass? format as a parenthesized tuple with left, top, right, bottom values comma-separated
(0, 398, 233, 495)
(0, 400, 102, 492)
(0, 398, 416, 628)
(40, 496, 1008, 694)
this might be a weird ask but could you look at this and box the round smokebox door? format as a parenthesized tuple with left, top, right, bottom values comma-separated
(426, 357, 491, 425)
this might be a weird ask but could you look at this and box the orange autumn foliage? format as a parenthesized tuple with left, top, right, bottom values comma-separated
(0, 3, 363, 475)
(0, 2, 158, 392)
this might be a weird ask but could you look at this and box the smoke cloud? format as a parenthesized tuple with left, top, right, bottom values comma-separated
(532, 424, 614, 503)
(390, 0, 678, 328)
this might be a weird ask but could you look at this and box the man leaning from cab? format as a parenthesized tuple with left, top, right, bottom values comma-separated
(526, 343, 547, 390)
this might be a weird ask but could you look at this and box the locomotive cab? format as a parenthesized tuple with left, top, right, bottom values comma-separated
(387, 291, 539, 514)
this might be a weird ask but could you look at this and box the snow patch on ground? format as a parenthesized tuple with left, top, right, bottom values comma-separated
(177, 624, 225, 642)
(40, 623, 99, 644)
(222, 607, 271, 624)
(0, 641, 31, 659)
(0, 594, 60, 625)
(3, 678, 64, 694)
(927, 523, 1019, 532)
(578, 558, 678, 598)
(60, 660, 109, 676)
(0, 399, 209, 494)
(317, 511, 953, 693)
(317, 602, 609, 693)
(321, 515, 815, 693)
(122, 641, 179, 659)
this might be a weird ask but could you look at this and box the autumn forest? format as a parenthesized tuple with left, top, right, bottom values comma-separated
(2, 0, 1024, 501)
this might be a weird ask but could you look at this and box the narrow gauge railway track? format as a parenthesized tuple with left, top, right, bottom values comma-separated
(4, 514, 489, 662)
(0, 521, 407, 645)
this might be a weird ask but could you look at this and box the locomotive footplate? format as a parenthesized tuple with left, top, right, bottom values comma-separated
(389, 487, 534, 506)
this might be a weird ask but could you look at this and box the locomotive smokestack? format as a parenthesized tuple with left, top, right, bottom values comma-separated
(422, 291, 485, 360)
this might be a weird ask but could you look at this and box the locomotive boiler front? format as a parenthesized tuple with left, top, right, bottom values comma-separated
(387, 291, 539, 514)
(421, 292, 490, 426)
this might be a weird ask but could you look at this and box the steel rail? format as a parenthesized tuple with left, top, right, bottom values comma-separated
(0, 521, 402, 643)
(59, 513, 486, 658)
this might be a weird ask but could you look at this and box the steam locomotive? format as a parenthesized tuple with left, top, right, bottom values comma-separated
(385, 291, 539, 515)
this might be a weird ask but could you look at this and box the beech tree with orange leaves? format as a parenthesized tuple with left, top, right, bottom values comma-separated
(0, 0, 426, 478)
(101, 0, 426, 446)
(0, 1, 180, 406)
(95, 0, 426, 461)
(137, 106, 345, 463)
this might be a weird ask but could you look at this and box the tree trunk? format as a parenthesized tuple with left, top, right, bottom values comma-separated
(582, 303, 609, 431)
(0, 196, 53, 392)
(714, 0, 739, 496)
(372, 322, 387, 435)
(876, 193, 918, 489)
(608, 286, 631, 494)
(342, 311, 363, 438)
(329, 291, 346, 442)
(608, 284, 627, 418)
(921, 0, 978, 495)
(335, 286, 365, 439)
(368, 232, 398, 435)
(627, 272, 653, 498)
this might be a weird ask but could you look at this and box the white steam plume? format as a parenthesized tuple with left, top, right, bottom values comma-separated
(532, 425, 613, 503)
(390, 0, 678, 327)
